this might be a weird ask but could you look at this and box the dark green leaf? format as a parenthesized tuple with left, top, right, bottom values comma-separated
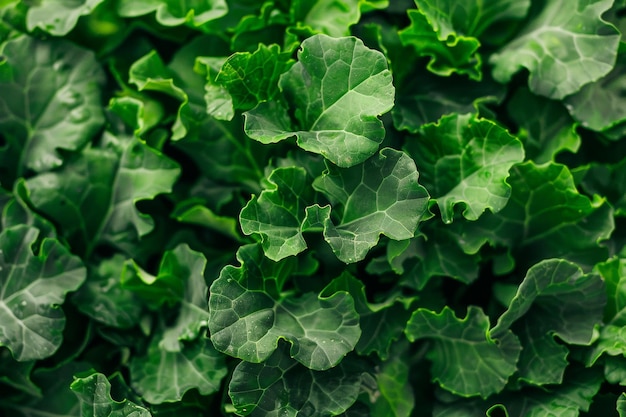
(0, 225, 86, 361)
(25, 133, 180, 257)
(228, 344, 363, 417)
(405, 306, 521, 398)
(0, 35, 105, 183)
(130, 336, 227, 404)
(507, 87, 580, 163)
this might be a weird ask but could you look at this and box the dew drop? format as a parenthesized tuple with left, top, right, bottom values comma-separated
(68, 108, 90, 123)
(20, 301, 27, 307)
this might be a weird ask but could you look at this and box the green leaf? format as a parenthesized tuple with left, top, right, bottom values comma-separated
(507, 87, 580, 163)
(392, 69, 505, 134)
(580, 159, 626, 216)
(604, 355, 626, 385)
(228, 344, 363, 417)
(0, 35, 105, 183)
(488, 367, 604, 417)
(490, 0, 621, 99)
(116, 0, 227, 28)
(491, 259, 606, 386)
(399, 0, 530, 79)
(492, 259, 605, 342)
(0, 361, 87, 416)
(368, 341, 415, 417)
(399, 9, 481, 80)
(25, 0, 105, 36)
(72, 254, 143, 329)
(244, 34, 395, 167)
(240, 167, 314, 261)
(450, 161, 614, 271)
(401, 223, 481, 290)
(25, 133, 180, 257)
(130, 336, 227, 404)
(0, 348, 39, 396)
(172, 117, 267, 193)
(564, 44, 626, 134)
(320, 272, 416, 360)
(414, 0, 531, 39)
(71, 372, 151, 417)
(307, 147, 430, 264)
(207, 43, 294, 116)
(405, 113, 525, 223)
(0, 225, 86, 361)
(405, 306, 521, 398)
(619, 393, 626, 416)
(587, 257, 626, 365)
(209, 263, 360, 370)
(289, 0, 361, 37)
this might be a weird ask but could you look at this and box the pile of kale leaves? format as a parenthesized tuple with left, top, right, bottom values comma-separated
(1, 0, 626, 416)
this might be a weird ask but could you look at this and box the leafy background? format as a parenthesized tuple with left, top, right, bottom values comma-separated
(0, 0, 626, 416)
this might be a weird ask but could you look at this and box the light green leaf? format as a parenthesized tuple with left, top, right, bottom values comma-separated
(228, 344, 363, 417)
(490, 0, 621, 99)
(72, 254, 143, 329)
(130, 336, 227, 404)
(399, 9, 481, 80)
(308, 147, 430, 264)
(399, 0, 530, 79)
(564, 44, 626, 133)
(240, 167, 314, 261)
(25, 134, 180, 257)
(405, 306, 521, 398)
(405, 113, 524, 224)
(415, 0, 531, 40)
(116, 0, 227, 28)
(450, 161, 614, 271)
(25, 0, 105, 36)
(0, 225, 86, 361)
(108, 96, 165, 137)
(507, 87, 580, 163)
(0, 35, 105, 182)
(71, 372, 151, 417)
(209, 263, 360, 370)
(244, 34, 395, 167)
(289, 0, 360, 37)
